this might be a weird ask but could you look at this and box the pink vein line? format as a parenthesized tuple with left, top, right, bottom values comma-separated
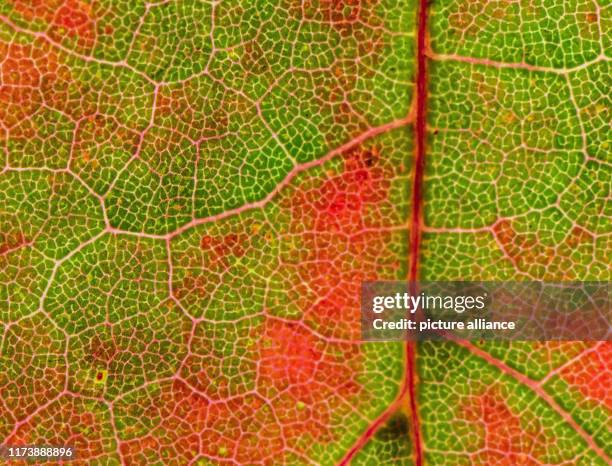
(454, 338, 611, 464)
(428, 51, 607, 74)
(337, 377, 410, 465)
(118, 117, 411, 240)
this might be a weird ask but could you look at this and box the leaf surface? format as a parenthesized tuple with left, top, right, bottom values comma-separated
(0, 0, 609, 464)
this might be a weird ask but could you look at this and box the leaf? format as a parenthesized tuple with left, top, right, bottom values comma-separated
(0, 0, 609, 464)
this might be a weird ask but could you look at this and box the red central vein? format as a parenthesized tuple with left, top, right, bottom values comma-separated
(405, 343, 422, 465)
(339, 1, 430, 463)
(407, 0, 429, 464)
(410, 0, 428, 283)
